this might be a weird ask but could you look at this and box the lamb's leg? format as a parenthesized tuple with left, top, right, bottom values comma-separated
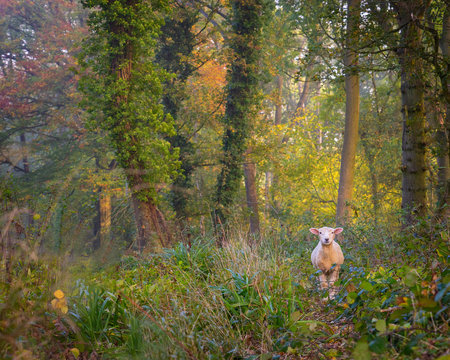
(328, 266, 340, 299)
(319, 273, 328, 290)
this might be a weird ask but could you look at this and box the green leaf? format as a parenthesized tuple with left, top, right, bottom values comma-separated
(347, 292, 358, 304)
(369, 336, 387, 354)
(375, 319, 386, 333)
(361, 280, 374, 291)
(352, 340, 371, 360)
(404, 269, 418, 287)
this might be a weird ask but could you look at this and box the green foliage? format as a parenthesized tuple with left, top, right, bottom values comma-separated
(215, 0, 274, 222)
(330, 230, 449, 359)
(155, 6, 199, 219)
(1, 226, 449, 359)
(71, 283, 125, 345)
(1, 0, 449, 359)
(164, 239, 217, 277)
(79, 0, 180, 202)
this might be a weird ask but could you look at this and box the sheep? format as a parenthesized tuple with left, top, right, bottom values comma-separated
(309, 227, 344, 299)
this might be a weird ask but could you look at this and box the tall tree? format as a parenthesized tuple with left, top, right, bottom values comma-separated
(215, 0, 269, 240)
(436, 3, 450, 218)
(390, 0, 431, 224)
(336, 0, 361, 225)
(155, 4, 199, 228)
(79, 0, 180, 251)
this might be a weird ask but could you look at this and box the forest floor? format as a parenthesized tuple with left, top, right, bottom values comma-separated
(1, 227, 449, 359)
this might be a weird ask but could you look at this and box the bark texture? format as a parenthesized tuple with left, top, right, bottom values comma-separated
(391, 0, 430, 224)
(131, 194, 170, 252)
(336, 0, 360, 225)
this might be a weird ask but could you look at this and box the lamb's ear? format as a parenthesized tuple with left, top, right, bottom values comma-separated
(309, 228, 320, 235)
(334, 227, 344, 234)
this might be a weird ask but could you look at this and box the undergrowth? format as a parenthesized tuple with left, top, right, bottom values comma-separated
(0, 223, 448, 359)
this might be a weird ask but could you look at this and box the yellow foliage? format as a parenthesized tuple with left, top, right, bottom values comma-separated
(70, 348, 80, 359)
(54, 289, 64, 299)
(51, 290, 68, 314)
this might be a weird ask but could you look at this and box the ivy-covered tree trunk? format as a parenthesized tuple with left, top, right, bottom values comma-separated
(215, 0, 268, 241)
(336, 0, 360, 225)
(391, 0, 430, 224)
(80, 0, 179, 252)
(155, 7, 198, 229)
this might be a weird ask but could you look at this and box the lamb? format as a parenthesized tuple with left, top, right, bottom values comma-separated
(309, 226, 344, 299)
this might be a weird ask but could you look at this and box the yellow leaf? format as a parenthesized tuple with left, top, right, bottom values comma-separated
(70, 347, 80, 359)
(61, 305, 68, 314)
(287, 346, 297, 354)
(54, 290, 64, 299)
(55, 298, 67, 309)
(33, 213, 41, 220)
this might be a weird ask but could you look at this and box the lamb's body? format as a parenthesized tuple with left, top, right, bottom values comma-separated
(311, 241, 344, 273)
(309, 226, 344, 298)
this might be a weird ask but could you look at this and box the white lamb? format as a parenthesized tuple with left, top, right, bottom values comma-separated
(309, 227, 344, 299)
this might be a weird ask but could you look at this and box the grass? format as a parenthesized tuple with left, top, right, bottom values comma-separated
(0, 223, 449, 359)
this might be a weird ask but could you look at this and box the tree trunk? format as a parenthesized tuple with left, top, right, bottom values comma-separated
(295, 60, 317, 116)
(296, 77, 310, 116)
(20, 133, 30, 173)
(436, 5, 450, 219)
(361, 136, 379, 219)
(392, 1, 430, 224)
(1, 208, 17, 284)
(131, 193, 170, 252)
(19, 133, 33, 229)
(264, 171, 272, 213)
(214, 0, 267, 241)
(267, 74, 283, 213)
(93, 198, 100, 250)
(336, 0, 360, 225)
(93, 188, 111, 250)
(243, 161, 260, 237)
(275, 75, 283, 125)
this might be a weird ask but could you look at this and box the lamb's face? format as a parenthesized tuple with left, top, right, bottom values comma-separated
(309, 226, 343, 246)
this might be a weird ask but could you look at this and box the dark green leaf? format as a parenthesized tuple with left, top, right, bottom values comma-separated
(369, 336, 387, 354)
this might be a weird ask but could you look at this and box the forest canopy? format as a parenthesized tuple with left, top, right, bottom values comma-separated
(0, 0, 448, 359)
